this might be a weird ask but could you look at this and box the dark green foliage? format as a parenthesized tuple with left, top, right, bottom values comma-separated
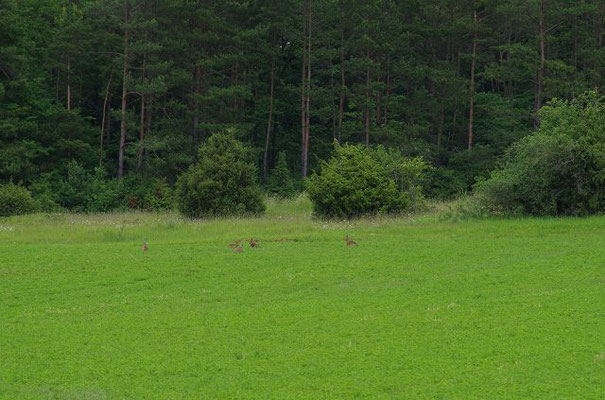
(447, 145, 498, 192)
(267, 152, 296, 198)
(307, 144, 427, 219)
(122, 175, 174, 212)
(475, 93, 605, 216)
(175, 133, 265, 218)
(0, 182, 36, 217)
(423, 168, 467, 200)
(29, 162, 174, 213)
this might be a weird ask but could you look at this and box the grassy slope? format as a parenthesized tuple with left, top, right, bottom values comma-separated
(1, 198, 604, 399)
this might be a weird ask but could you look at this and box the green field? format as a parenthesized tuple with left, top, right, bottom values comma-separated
(1, 198, 604, 399)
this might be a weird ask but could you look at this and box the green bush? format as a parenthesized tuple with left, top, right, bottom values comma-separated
(267, 151, 296, 198)
(0, 182, 37, 217)
(88, 168, 125, 212)
(175, 132, 265, 218)
(59, 160, 92, 211)
(29, 174, 64, 212)
(474, 92, 605, 216)
(29, 163, 174, 213)
(306, 144, 427, 219)
(122, 175, 174, 211)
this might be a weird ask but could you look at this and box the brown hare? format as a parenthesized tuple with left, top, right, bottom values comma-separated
(345, 235, 358, 246)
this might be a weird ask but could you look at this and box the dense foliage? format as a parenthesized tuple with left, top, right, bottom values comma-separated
(474, 93, 605, 216)
(175, 133, 265, 218)
(307, 144, 427, 218)
(1, 0, 603, 209)
(0, 182, 36, 217)
(267, 152, 297, 198)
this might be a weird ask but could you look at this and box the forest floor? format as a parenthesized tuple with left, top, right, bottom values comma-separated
(1, 197, 604, 399)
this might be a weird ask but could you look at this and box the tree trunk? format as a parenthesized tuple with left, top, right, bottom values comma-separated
(137, 54, 147, 170)
(364, 48, 371, 146)
(468, 10, 478, 150)
(304, 3, 311, 177)
(118, 2, 129, 179)
(263, 62, 275, 182)
(301, 0, 311, 178)
(137, 94, 145, 170)
(534, 0, 546, 128)
(385, 58, 390, 126)
(376, 87, 382, 127)
(337, 28, 345, 142)
(99, 72, 112, 166)
(192, 65, 202, 143)
(437, 104, 445, 148)
(66, 56, 72, 111)
(300, 2, 308, 178)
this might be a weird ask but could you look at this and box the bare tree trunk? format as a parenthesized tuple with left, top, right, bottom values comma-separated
(300, 2, 308, 178)
(468, 10, 478, 150)
(66, 56, 72, 111)
(376, 88, 382, 127)
(192, 65, 202, 143)
(330, 62, 336, 141)
(137, 94, 145, 170)
(598, 2, 604, 47)
(99, 72, 113, 166)
(337, 28, 345, 142)
(301, 0, 311, 178)
(304, 3, 311, 176)
(118, 2, 129, 179)
(534, 0, 546, 128)
(385, 58, 390, 126)
(137, 54, 147, 170)
(263, 62, 275, 182)
(364, 48, 371, 146)
(437, 103, 445, 148)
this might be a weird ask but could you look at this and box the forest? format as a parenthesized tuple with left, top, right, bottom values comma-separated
(1, 0, 604, 212)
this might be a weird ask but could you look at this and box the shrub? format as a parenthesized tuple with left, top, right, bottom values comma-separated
(29, 174, 64, 212)
(474, 92, 605, 216)
(474, 133, 597, 216)
(88, 168, 124, 212)
(175, 132, 265, 218)
(0, 182, 36, 217)
(306, 144, 428, 218)
(59, 160, 92, 211)
(122, 175, 174, 211)
(267, 151, 296, 198)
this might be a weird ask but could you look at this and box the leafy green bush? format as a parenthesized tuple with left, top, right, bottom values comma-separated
(29, 173, 64, 212)
(175, 132, 265, 218)
(29, 163, 174, 213)
(267, 151, 296, 198)
(0, 182, 37, 217)
(474, 92, 605, 216)
(122, 175, 174, 211)
(88, 168, 125, 212)
(59, 160, 92, 211)
(307, 144, 427, 219)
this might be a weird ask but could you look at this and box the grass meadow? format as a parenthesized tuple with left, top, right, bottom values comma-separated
(1, 197, 604, 399)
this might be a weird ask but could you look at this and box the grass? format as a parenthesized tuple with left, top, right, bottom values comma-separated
(1, 197, 604, 399)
